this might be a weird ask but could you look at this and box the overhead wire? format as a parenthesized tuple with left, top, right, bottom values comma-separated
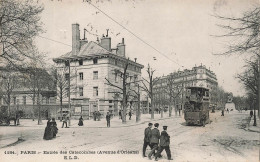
(84, 0, 185, 69)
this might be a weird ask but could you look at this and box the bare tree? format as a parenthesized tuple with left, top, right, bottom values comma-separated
(0, 71, 19, 116)
(105, 58, 130, 124)
(236, 57, 259, 107)
(163, 74, 183, 117)
(214, 6, 260, 116)
(23, 54, 54, 125)
(0, 0, 44, 69)
(141, 64, 159, 119)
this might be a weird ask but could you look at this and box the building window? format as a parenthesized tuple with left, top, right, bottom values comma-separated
(93, 71, 98, 80)
(79, 59, 83, 66)
(109, 100, 113, 103)
(65, 88, 69, 97)
(79, 72, 83, 80)
(46, 97, 50, 104)
(65, 73, 69, 81)
(13, 97, 16, 105)
(115, 73, 118, 82)
(134, 75, 137, 82)
(79, 87, 83, 96)
(93, 87, 98, 96)
(23, 96, 26, 105)
(93, 58, 98, 64)
(65, 60, 70, 67)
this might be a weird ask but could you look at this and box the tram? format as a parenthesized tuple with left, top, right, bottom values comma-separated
(184, 86, 210, 126)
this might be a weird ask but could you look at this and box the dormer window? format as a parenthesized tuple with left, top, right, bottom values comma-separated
(79, 59, 83, 65)
(65, 60, 70, 67)
(93, 58, 98, 64)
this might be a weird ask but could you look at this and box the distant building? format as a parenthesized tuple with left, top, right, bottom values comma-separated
(153, 64, 218, 111)
(53, 24, 144, 119)
(0, 67, 56, 119)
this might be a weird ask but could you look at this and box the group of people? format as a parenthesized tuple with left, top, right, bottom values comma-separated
(93, 111, 101, 121)
(43, 118, 58, 140)
(143, 123, 173, 161)
(118, 110, 132, 120)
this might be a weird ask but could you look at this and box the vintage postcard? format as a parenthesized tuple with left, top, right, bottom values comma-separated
(0, 0, 259, 162)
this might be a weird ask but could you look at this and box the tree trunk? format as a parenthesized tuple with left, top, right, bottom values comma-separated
(60, 91, 63, 121)
(122, 82, 127, 123)
(114, 100, 118, 116)
(37, 91, 42, 125)
(150, 96, 154, 119)
(7, 95, 10, 116)
(258, 58, 260, 117)
(136, 94, 141, 122)
(32, 92, 35, 121)
(161, 106, 163, 118)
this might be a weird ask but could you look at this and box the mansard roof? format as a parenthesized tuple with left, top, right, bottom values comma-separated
(53, 41, 144, 69)
(53, 41, 110, 61)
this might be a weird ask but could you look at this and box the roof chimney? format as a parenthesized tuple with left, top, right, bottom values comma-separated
(106, 29, 109, 37)
(116, 38, 125, 57)
(100, 30, 111, 51)
(134, 58, 137, 62)
(72, 23, 80, 55)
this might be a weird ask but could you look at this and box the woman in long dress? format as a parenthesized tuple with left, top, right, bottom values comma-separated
(50, 118, 58, 138)
(78, 116, 83, 126)
(43, 119, 53, 140)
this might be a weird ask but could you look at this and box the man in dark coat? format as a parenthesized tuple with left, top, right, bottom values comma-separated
(129, 111, 132, 120)
(119, 110, 122, 119)
(106, 112, 111, 127)
(142, 123, 153, 157)
(155, 126, 173, 161)
(148, 123, 160, 159)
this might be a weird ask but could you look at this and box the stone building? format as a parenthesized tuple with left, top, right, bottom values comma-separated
(153, 64, 218, 112)
(0, 67, 56, 119)
(53, 24, 144, 119)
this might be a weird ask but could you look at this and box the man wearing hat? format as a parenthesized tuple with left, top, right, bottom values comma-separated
(148, 123, 160, 159)
(143, 123, 153, 157)
(154, 126, 173, 161)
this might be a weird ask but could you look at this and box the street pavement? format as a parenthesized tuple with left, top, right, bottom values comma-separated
(0, 110, 259, 162)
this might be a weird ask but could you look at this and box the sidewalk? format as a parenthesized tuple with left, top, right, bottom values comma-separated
(248, 116, 260, 133)
(17, 113, 180, 128)
(0, 113, 181, 149)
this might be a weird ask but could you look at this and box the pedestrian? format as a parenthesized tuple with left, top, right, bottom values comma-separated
(250, 110, 253, 118)
(119, 110, 122, 119)
(50, 118, 58, 137)
(62, 114, 68, 128)
(43, 118, 53, 140)
(78, 116, 84, 126)
(97, 111, 101, 121)
(154, 126, 173, 161)
(106, 112, 111, 127)
(148, 123, 160, 160)
(221, 109, 224, 116)
(93, 111, 97, 121)
(143, 123, 153, 157)
(227, 108, 229, 113)
(129, 111, 132, 120)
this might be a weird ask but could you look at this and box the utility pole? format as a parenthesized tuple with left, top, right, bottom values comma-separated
(68, 59, 71, 126)
(136, 84, 141, 122)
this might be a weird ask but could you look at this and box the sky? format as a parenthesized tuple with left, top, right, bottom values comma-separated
(35, 0, 259, 96)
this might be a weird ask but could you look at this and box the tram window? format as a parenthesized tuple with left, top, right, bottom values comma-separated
(205, 91, 209, 97)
